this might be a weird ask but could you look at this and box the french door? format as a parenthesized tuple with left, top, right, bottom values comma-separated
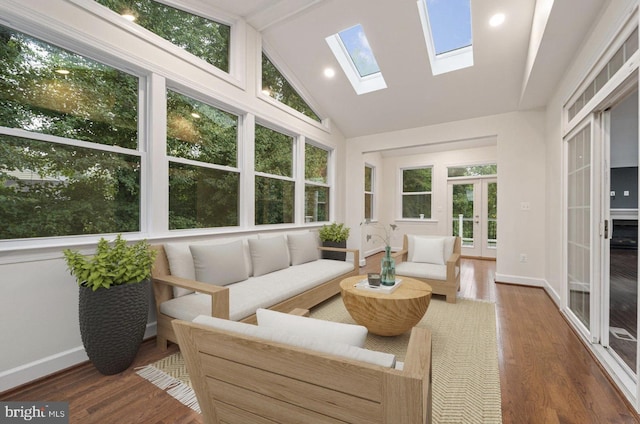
(448, 178, 497, 258)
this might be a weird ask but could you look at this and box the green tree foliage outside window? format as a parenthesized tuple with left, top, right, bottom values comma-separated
(255, 125, 295, 225)
(168, 162, 239, 229)
(166, 91, 240, 230)
(402, 167, 432, 219)
(0, 25, 140, 240)
(262, 53, 321, 122)
(95, 0, 230, 72)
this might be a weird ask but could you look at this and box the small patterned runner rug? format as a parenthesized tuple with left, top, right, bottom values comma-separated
(137, 296, 502, 423)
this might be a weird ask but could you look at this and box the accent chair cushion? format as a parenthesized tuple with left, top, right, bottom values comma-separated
(287, 232, 320, 266)
(190, 240, 249, 286)
(249, 236, 290, 277)
(412, 236, 445, 265)
(192, 315, 395, 368)
(256, 308, 367, 347)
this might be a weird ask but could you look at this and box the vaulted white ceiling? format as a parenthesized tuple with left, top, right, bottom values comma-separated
(187, 0, 606, 138)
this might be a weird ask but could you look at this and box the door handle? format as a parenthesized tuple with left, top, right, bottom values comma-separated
(604, 219, 609, 239)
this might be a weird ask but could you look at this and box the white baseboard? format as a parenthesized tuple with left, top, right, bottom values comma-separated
(0, 322, 157, 393)
(495, 273, 561, 307)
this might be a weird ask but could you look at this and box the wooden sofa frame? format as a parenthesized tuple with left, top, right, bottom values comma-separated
(394, 235, 461, 303)
(173, 318, 432, 424)
(151, 244, 359, 350)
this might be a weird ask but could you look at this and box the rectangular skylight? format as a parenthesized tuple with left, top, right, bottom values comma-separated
(418, 0, 473, 75)
(326, 24, 386, 95)
(338, 25, 381, 77)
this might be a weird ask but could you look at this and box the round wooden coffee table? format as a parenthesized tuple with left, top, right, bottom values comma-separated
(339, 275, 432, 336)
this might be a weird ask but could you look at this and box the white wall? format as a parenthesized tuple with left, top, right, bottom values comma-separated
(0, 0, 347, 391)
(345, 110, 547, 286)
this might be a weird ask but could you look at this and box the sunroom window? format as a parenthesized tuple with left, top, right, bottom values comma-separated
(95, 0, 231, 72)
(417, 0, 473, 75)
(261, 53, 321, 122)
(0, 24, 141, 240)
(325, 24, 387, 95)
(304, 143, 330, 223)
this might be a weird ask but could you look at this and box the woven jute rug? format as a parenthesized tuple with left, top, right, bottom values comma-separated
(137, 295, 502, 423)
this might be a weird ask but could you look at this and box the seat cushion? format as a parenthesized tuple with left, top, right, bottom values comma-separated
(193, 315, 395, 368)
(396, 261, 459, 281)
(160, 259, 353, 321)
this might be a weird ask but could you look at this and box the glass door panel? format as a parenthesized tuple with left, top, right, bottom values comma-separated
(452, 183, 475, 252)
(450, 179, 497, 258)
(567, 124, 592, 329)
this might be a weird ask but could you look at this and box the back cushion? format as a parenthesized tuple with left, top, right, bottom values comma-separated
(287, 232, 320, 265)
(256, 308, 367, 347)
(249, 236, 290, 277)
(408, 235, 456, 263)
(164, 243, 196, 297)
(190, 240, 249, 286)
(410, 236, 445, 265)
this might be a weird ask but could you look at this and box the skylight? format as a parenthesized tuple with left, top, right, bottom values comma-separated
(418, 0, 474, 75)
(326, 24, 386, 95)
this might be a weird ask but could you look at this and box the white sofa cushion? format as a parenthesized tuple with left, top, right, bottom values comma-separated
(287, 232, 320, 265)
(412, 236, 445, 265)
(192, 315, 395, 368)
(164, 242, 196, 298)
(249, 236, 290, 277)
(190, 240, 248, 286)
(160, 259, 353, 321)
(256, 308, 367, 348)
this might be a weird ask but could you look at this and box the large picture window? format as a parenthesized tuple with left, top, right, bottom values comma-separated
(0, 25, 141, 240)
(401, 167, 432, 219)
(304, 143, 329, 222)
(255, 124, 294, 225)
(95, 0, 231, 72)
(167, 90, 240, 229)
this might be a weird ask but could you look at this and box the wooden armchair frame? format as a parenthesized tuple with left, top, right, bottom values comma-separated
(173, 318, 432, 423)
(151, 244, 359, 350)
(394, 235, 461, 303)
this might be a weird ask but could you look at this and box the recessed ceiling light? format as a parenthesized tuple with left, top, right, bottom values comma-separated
(190, 112, 200, 119)
(55, 69, 70, 75)
(489, 13, 505, 27)
(121, 13, 136, 22)
(324, 68, 335, 78)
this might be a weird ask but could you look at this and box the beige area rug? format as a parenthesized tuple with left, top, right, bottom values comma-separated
(137, 296, 502, 423)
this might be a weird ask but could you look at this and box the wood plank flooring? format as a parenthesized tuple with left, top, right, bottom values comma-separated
(2, 255, 639, 423)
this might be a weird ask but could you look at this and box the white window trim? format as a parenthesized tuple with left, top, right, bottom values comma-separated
(399, 166, 434, 220)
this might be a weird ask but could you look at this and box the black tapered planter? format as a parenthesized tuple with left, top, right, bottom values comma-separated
(79, 279, 149, 375)
(322, 241, 347, 261)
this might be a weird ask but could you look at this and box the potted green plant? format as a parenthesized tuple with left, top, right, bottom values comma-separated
(319, 222, 350, 261)
(63, 234, 157, 375)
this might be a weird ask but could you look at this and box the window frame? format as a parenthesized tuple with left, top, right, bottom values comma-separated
(364, 164, 375, 221)
(70, 0, 246, 89)
(303, 141, 331, 224)
(0, 20, 148, 249)
(400, 166, 434, 220)
(165, 87, 243, 231)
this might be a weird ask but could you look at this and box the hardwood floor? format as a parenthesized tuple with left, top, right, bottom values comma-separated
(2, 255, 639, 423)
